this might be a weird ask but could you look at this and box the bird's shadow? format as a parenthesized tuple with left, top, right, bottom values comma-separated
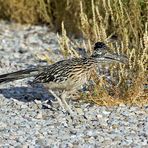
(0, 84, 54, 103)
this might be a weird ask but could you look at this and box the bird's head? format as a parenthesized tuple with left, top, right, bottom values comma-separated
(91, 42, 128, 64)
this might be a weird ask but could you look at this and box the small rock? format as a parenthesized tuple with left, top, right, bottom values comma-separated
(75, 108, 84, 115)
(36, 111, 43, 119)
(96, 114, 103, 119)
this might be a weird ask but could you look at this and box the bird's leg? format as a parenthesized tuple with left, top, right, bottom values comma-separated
(61, 91, 74, 115)
(49, 90, 65, 111)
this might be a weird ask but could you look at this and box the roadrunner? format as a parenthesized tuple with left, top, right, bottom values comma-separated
(0, 42, 128, 114)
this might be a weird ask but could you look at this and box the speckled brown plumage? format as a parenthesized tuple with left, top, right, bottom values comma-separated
(0, 42, 128, 114)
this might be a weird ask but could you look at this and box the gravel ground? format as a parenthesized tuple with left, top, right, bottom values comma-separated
(0, 21, 147, 148)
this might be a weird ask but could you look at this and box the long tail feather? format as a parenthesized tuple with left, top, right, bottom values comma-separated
(0, 68, 39, 84)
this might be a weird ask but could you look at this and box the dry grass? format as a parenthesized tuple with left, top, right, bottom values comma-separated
(57, 0, 148, 106)
(0, 0, 147, 105)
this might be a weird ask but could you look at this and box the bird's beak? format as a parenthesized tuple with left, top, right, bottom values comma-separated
(103, 53, 128, 64)
(95, 52, 128, 64)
